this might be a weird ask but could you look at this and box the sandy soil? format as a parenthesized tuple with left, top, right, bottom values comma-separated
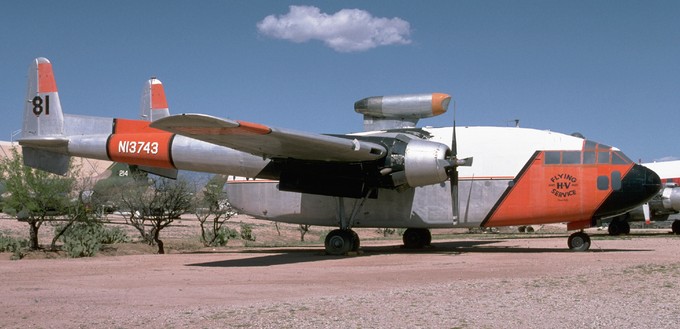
(1, 215, 680, 328)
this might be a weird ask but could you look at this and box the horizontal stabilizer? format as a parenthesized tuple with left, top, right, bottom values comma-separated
(22, 147, 70, 176)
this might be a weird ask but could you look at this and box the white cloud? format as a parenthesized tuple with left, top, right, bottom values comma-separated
(257, 6, 411, 52)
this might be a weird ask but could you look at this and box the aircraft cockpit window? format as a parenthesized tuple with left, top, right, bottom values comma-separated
(583, 151, 596, 164)
(612, 151, 632, 164)
(584, 140, 598, 150)
(562, 151, 581, 164)
(597, 151, 610, 164)
(545, 151, 561, 164)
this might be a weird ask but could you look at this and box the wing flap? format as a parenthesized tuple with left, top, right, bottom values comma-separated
(151, 114, 386, 162)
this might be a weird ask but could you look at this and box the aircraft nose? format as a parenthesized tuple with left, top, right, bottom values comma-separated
(626, 164, 662, 203)
(639, 164, 662, 197)
(595, 164, 662, 218)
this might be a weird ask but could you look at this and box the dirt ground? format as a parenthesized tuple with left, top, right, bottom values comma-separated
(1, 215, 680, 328)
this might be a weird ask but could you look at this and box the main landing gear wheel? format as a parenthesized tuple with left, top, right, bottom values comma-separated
(402, 228, 432, 249)
(324, 229, 359, 255)
(608, 218, 630, 236)
(672, 220, 680, 235)
(567, 231, 591, 252)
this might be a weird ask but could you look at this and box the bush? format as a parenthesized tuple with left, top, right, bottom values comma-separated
(99, 226, 130, 244)
(2, 207, 17, 217)
(208, 227, 238, 247)
(240, 223, 255, 241)
(61, 223, 103, 258)
(59, 223, 129, 258)
(0, 233, 27, 259)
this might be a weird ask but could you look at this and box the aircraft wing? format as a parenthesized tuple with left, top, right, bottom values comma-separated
(150, 113, 387, 162)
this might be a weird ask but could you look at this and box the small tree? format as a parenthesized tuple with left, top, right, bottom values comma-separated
(118, 177, 192, 254)
(193, 176, 236, 247)
(0, 148, 75, 250)
(299, 224, 310, 242)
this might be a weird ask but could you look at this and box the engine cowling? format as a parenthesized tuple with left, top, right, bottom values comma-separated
(661, 185, 680, 212)
(385, 137, 451, 188)
(404, 139, 450, 187)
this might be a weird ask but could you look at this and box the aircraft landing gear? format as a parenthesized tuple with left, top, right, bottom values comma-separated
(324, 194, 370, 255)
(324, 229, 360, 255)
(607, 216, 630, 236)
(402, 228, 432, 249)
(672, 220, 680, 235)
(567, 231, 591, 252)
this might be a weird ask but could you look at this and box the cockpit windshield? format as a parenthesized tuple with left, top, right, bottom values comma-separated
(543, 140, 632, 165)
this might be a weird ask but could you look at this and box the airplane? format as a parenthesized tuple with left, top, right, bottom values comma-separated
(18, 57, 661, 254)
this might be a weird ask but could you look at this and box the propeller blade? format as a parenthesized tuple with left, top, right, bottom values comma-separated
(450, 104, 459, 223)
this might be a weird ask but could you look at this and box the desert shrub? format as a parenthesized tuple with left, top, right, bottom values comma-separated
(0, 233, 27, 260)
(208, 227, 238, 247)
(240, 223, 255, 241)
(61, 222, 103, 258)
(2, 207, 17, 217)
(59, 222, 128, 258)
(99, 226, 130, 244)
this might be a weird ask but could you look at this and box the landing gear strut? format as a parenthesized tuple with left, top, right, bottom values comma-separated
(567, 231, 591, 252)
(402, 228, 432, 249)
(324, 194, 369, 255)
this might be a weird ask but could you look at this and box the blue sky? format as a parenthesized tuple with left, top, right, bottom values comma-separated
(1, 1, 679, 162)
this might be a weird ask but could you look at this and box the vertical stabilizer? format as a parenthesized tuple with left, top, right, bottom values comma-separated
(23, 57, 65, 138)
(19, 57, 70, 175)
(138, 77, 177, 179)
(140, 78, 170, 121)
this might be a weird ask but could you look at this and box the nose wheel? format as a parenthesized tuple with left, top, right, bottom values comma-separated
(567, 231, 591, 251)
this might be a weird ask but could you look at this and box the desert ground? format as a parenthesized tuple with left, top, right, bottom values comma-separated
(1, 215, 680, 328)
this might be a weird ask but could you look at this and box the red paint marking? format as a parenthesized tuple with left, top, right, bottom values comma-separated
(484, 151, 634, 227)
(38, 63, 57, 93)
(151, 83, 168, 109)
(108, 133, 174, 169)
(114, 118, 169, 134)
(174, 121, 271, 136)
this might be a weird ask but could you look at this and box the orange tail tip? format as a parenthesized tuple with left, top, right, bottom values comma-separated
(36, 57, 58, 93)
(150, 78, 168, 110)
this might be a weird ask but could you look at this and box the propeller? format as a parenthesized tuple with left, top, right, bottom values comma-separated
(447, 102, 473, 224)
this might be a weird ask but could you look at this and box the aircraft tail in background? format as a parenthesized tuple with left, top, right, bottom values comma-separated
(20, 57, 70, 175)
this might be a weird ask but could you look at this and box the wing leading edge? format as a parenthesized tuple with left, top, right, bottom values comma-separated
(150, 113, 387, 162)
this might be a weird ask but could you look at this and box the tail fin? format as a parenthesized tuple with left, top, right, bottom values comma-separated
(140, 77, 170, 121)
(137, 77, 177, 179)
(19, 57, 70, 175)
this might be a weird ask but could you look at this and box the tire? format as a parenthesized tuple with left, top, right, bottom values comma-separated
(324, 229, 353, 255)
(672, 220, 680, 235)
(568, 232, 591, 252)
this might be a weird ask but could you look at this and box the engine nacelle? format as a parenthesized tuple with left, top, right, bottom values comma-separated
(661, 185, 680, 212)
(354, 93, 451, 119)
(397, 139, 450, 188)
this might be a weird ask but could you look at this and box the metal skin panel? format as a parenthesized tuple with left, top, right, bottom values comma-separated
(226, 178, 511, 228)
(170, 135, 269, 177)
